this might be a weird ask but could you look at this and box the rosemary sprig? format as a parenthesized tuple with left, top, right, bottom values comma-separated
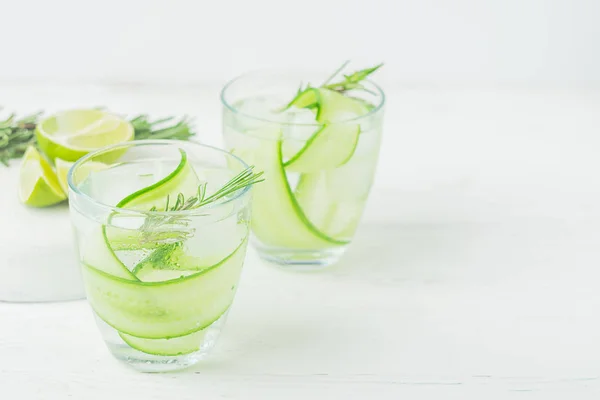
(322, 62, 383, 95)
(320, 60, 351, 87)
(129, 115, 195, 141)
(0, 111, 196, 166)
(167, 165, 264, 212)
(138, 166, 264, 243)
(0, 111, 43, 166)
(279, 62, 383, 113)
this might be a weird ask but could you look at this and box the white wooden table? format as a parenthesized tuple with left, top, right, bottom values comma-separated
(1, 84, 599, 398)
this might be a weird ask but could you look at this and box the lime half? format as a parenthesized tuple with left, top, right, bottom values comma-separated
(19, 146, 67, 207)
(36, 109, 134, 162)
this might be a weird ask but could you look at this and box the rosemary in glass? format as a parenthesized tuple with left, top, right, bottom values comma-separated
(138, 166, 264, 244)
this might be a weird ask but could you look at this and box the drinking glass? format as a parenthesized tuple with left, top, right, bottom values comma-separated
(221, 70, 385, 268)
(68, 140, 251, 372)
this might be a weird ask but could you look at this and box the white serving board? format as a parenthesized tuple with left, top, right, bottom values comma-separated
(0, 162, 84, 302)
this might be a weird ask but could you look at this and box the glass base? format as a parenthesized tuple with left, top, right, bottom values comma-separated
(109, 344, 206, 373)
(97, 312, 229, 373)
(254, 241, 348, 270)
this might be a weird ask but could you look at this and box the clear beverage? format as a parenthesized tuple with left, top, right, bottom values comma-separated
(221, 70, 385, 268)
(68, 141, 252, 372)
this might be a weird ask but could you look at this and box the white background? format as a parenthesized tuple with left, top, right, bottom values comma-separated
(1, 0, 599, 87)
(2, 1, 600, 398)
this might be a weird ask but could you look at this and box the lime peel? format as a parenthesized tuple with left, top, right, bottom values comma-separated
(35, 109, 134, 162)
(18, 146, 66, 207)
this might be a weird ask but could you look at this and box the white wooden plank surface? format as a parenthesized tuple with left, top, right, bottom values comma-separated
(1, 84, 599, 398)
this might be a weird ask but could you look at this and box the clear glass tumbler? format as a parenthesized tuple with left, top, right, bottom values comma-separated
(68, 140, 252, 372)
(221, 70, 385, 268)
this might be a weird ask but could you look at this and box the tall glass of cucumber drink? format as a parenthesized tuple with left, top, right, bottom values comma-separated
(67, 140, 261, 372)
(221, 63, 385, 267)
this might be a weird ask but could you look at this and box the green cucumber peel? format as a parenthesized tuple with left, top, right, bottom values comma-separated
(280, 142, 347, 245)
(119, 327, 210, 356)
(116, 148, 189, 210)
(83, 238, 247, 339)
(86, 238, 246, 287)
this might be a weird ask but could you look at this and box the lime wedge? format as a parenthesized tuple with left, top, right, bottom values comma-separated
(55, 158, 108, 195)
(54, 158, 74, 194)
(19, 146, 67, 207)
(36, 109, 134, 162)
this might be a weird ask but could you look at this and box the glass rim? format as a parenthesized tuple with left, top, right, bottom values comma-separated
(220, 68, 386, 127)
(67, 139, 252, 217)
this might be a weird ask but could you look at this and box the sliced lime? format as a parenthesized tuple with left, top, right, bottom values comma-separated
(54, 158, 74, 194)
(36, 109, 134, 162)
(18, 146, 67, 207)
(55, 158, 108, 195)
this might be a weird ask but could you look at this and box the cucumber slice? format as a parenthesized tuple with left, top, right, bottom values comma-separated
(321, 201, 366, 238)
(284, 88, 320, 111)
(293, 172, 332, 228)
(316, 88, 370, 122)
(347, 96, 377, 112)
(117, 149, 200, 211)
(294, 144, 378, 241)
(283, 89, 367, 173)
(83, 239, 247, 339)
(120, 327, 208, 356)
(283, 124, 360, 173)
(83, 149, 201, 281)
(105, 148, 201, 252)
(295, 173, 366, 240)
(131, 228, 247, 283)
(80, 147, 249, 355)
(236, 130, 347, 249)
(81, 228, 139, 281)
